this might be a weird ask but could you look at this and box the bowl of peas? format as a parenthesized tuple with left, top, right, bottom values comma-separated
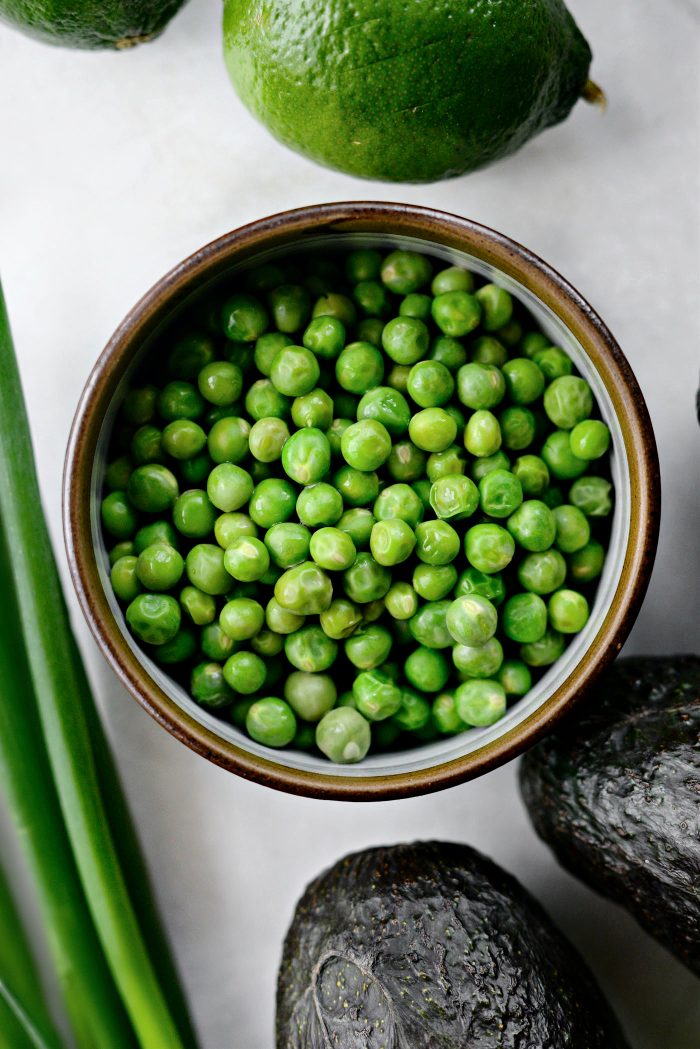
(64, 202, 659, 799)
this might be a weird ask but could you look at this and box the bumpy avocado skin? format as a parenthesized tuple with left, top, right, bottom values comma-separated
(277, 840, 628, 1048)
(0, 0, 189, 48)
(224, 0, 593, 183)
(521, 656, 700, 976)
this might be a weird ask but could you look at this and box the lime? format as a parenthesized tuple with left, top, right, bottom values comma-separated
(0, 0, 188, 48)
(223, 0, 594, 183)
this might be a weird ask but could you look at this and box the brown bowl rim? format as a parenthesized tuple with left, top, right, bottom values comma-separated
(63, 201, 660, 801)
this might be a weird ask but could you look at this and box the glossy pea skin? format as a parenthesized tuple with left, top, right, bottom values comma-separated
(408, 600, 453, 650)
(431, 266, 473, 296)
(517, 549, 567, 595)
(360, 318, 386, 349)
(135, 543, 184, 591)
(544, 376, 593, 430)
(223, 650, 267, 695)
(475, 284, 513, 331)
(126, 593, 181, 646)
(406, 360, 455, 408)
(507, 500, 556, 553)
(291, 388, 334, 430)
(284, 624, 338, 672)
(399, 293, 432, 321)
(415, 520, 460, 566)
(412, 563, 458, 602)
(309, 527, 356, 571)
(409, 408, 457, 453)
(157, 381, 204, 422)
(104, 456, 133, 492)
(548, 589, 590, 634)
(335, 342, 384, 394)
(346, 249, 382, 284)
(180, 585, 216, 626)
(357, 386, 411, 435)
(534, 346, 572, 381)
(207, 416, 250, 464)
(502, 358, 545, 405)
(498, 659, 532, 696)
(281, 427, 331, 484)
(284, 671, 337, 721)
(446, 595, 498, 647)
(478, 469, 523, 519)
(246, 697, 297, 747)
(453, 636, 503, 678)
(470, 336, 508, 368)
(430, 473, 479, 520)
(512, 454, 550, 497)
(197, 361, 243, 407)
(457, 363, 505, 411)
(127, 465, 179, 514)
(269, 285, 312, 334)
(520, 628, 566, 667)
(162, 420, 207, 461)
(344, 624, 393, 670)
(173, 490, 217, 539)
(101, 491, 138, 539)
(249, 478, 297, 527)
(470, 450, 510, 484)
(455, 679, 506, 727)
(569, 476, 613, 517)
(270, 346, 320, 397)
(499, 406, 536, 451)
(185, 544, 231, 596)
(502, 592, 548, 644)
(432, 291, 481, 338)
(260, 518, 308, 570)
(265, 596, 305, 635)
(219, 598, 265, 642)
(296, 483, 344, 527)
(315, 707, 371, 763)
(191, 663, 234, 709)
(404, 646, 449, 693)
(432, 692, 468, 734)
(392, 689, 431, 732)
(430, 336, 468, 372)
(248, 418, 289, 463)
(302, 316, 345, 359)
(386, 440, 427, 483)
(384, 581, 419, 620)
(568, 540, 606, 584)
(465, 410, 502, 458)
(110, 556, 142, 603)
(221, 293, 268, 342)
(353, 670, 402, 721)
(224, 536, 270, 582)
(521, 331, 551, 358)
(341, 419, 392, 471)
(333, 466, 379, 508)
(254, 332, 293, 376)
(541, 431, 588, 480)
(381, 316, 430, 365)
(214, 512, 258, 549)
(553, 504, 591, 553)
(274, 561, 333, 615)
(206, 463, 253, 512)
(370, 519, 416, 567)
(130, 425, 163, 466)
(427, 446, 466, 483)
(374, 484, 424, 528)
(455, 567, 506, 606)
(200, 622, 236, 662)
(244, 379, 290, 422)
(380, 251, 432, 295)
(465, 523, 515, 574)
(353, 281, 390, 317)
(337, 508, 375, 550)
(319, 598, 363, 640)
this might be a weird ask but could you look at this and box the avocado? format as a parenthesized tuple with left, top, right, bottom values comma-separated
(520, 655, 700, 976)
(277, 840, 628, 1048)
(0, 0, 189, 48)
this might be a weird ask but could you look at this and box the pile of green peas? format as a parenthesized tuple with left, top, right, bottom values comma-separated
(100, 247, 614, 764)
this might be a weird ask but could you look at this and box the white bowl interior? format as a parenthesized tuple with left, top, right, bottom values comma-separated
(91, 232, 630, 780)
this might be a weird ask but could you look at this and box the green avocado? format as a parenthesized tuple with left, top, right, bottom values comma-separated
(277, 840, 628, 1048)
(223, 0, 595, 183)
(521, 655, 700, 976)
(0, 0, 189, 48)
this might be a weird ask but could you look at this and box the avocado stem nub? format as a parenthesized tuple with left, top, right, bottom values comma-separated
(582, 79, 607, 111)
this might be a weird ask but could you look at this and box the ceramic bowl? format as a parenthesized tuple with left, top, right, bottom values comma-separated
(63, 202, 660, 800)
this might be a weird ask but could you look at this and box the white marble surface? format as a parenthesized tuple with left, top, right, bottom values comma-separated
(1, 1, 699, 1046)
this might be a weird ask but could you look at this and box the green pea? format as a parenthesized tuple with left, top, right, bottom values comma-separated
(135, 542, 184, 591)
(465, 409, 502, 458)
(399, 292, 432, 321)
(279, 427, 330, 485)
(341, 419, 392, 471)
(337, 508, 375, 550)
(249, 478, 297, 528)
(412, 478, 433, 512)
(453, 637, 503, 678)
(501, 592, 547, 643)
(404, 647, 449, 693)
(213, 513, 257, 549)
(470, 450, 510, 483)
(104, 457, 133, 492)
(245, 379, 291, 421)
(499, 406, 536, 451)
(429, 474, 479, 520)
(569, 420, 611, 461)
(543, 376, 593, 430)
(380, 250, 432, 295)
(343, 553, 391, 604)
(346, 249, 382, 284)
(200, 622, 236, 662)
(205, 464, 252, 513)
(507, 500, 556, 552)
(358, 318, 385, 348)
(126, 593, 181, 646)
(457, 363, 505, 410)
(345, 624, 393, 671)
(568, 476, 613, 517)
(381, 316, 430, 365)
(110, 555, 142, 603)
(409, 564, 453, 603)
(446, 595, 498, 646)
(207, 416, 251, 464)
(191, 662, 234, 709)
(274, 561, 333, 615)
(223, 536, 270, 583)
(296, 483, 343, 527)
(501, 358, 545, 405)
(432, 291, 481, 337)
(541, 431, 588, 480)
(301, 317, 346, 362)
(219, 598, 264, 641)
(122, 384, 158, 425)
(246, 418, 288, 463)
(548, 589, 590, 633)
(498, 659, 532, 696)
(185, 544, 231, 596)
(392, 690, 431, 732)
(180, 452, 214, 486)
(465, 523, 515, 574)
(512, 455, 550, 496)
(127, 465, 179, 513)
(431, 266, 473, 296)
(180, 585, 216, 626)
(285, 625, 338, 672)
(430, 335, 468, 371)
(269, 284, 312, 333)
(470, 336, 508, 368)
(157, 381, 204, 422)
(406, 360, 455, 408)
(130, 425, 163, 465)
(495, 319, 522, 347)
(221, 293, 268, 342)
(262, 523, 308, 570)
(171, 490, 215, 539)
(386, 440, 426, 482)
(432, 692, 468, 734)
(357, 386, 411, 435)
(312, 292, 356, 327)
(521, 332, 551, 359)
(269, 345, 320, 397)
(473, 283, 511, 331)
(369, 519, 416, 567)
(426, 446, 467, 483)
(319, 598, 363, 640)
(353, 280, 390, 317)
(334, 342, 385, 394)
(409, 600, 453, 649)
(161, 420, 206, 462)
(415, 520, 460, 565)
(315, 707, 371, 763)
(253, 332, 293, 376)
(284, 672, 337, 721)
(101, 491, 138, 539)
(265, 596, 305, 635)
(222, 650, 267, 695)
(455, 679, 506, 727)
(195, 361, 241, 407)
(517, 549, 567, 595)
(246, 697, 297, 747)
(534, 346, 572, 380)
(309, 527, 356, 571)
(372, 485, 422, 529)
(409, 407, 457, 453)
(353, 670, 402, 721)
(152, 629, 197, 665)
(520, 628, 566, 667)
(384, 582, 419, 620)
(333, 466, 379, 508)
(455, 567, 506, 606)
(553, 504, 591, 553)
(568, 540, 606, 584)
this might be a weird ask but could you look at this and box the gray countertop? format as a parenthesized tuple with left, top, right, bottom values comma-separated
(0, 0, 699, 1045)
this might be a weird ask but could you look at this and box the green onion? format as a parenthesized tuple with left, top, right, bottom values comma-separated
(0, 976, 65, 1049)
(0, 284, 194, 1049)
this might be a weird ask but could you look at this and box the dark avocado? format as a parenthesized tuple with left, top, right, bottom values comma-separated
(277, 840, 628, 1048)
(0, 0, 189, 48)
(521, 655, 700, 976)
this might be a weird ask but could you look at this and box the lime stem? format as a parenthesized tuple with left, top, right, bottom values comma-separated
(582, 79, 607, 111)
